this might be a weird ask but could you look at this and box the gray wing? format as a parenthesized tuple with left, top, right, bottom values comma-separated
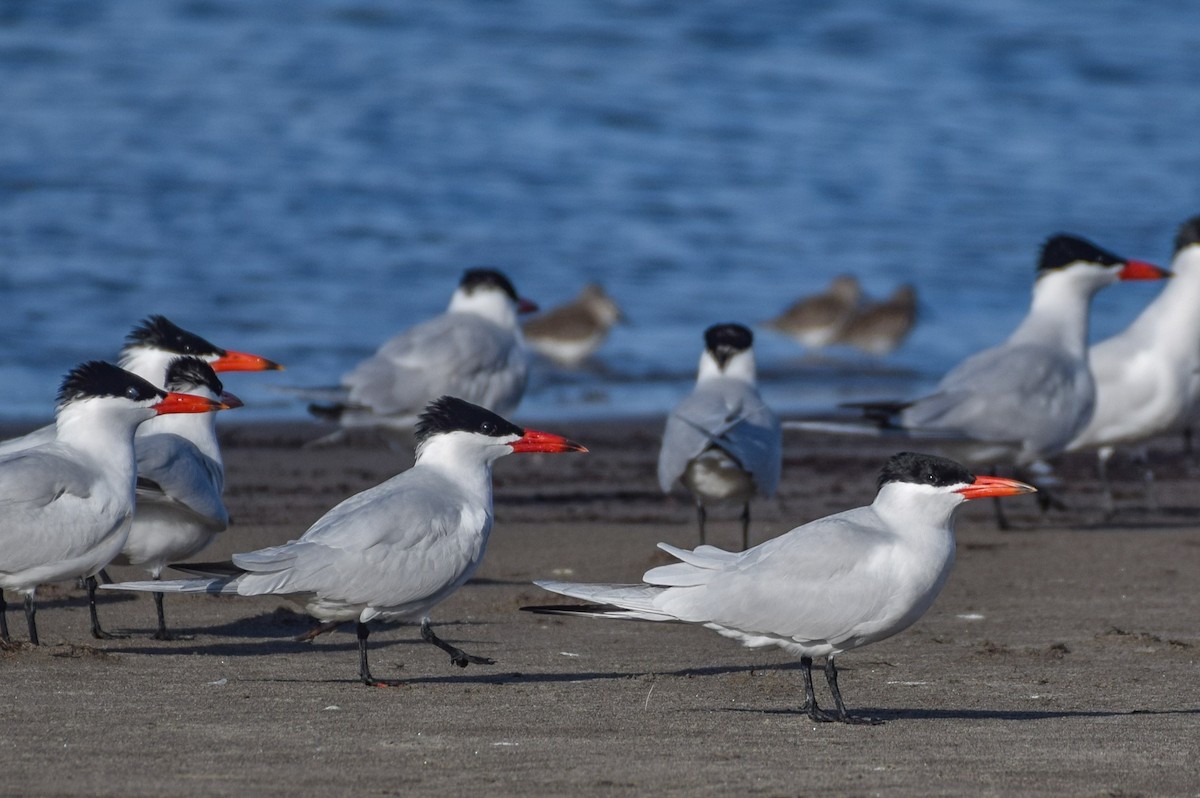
(232, 469, 484, 609)
(0, 449, 115, 574)
(342, 313, 527, 418)
(902, 342, 1092, 454)
(658, 379, 782, 495)
(649, 507, 908, 643)
(135, 433, 228, 527)
(0, 424, 56, 458)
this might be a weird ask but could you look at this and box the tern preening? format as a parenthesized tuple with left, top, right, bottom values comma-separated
(658, 323, 781, 550)
(1067, 217, 1200, 514)
(105, 396, 586, 685)
(526, 452, 1035, 724)
(309, 269, 537, 433)
(111, 357, 244, 639)
(0, 362, 229, 645)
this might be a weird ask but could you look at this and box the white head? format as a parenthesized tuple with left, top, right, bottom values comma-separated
(872, 451, 1036, 527)
(446, 268, 538, 329)
(119, 315, 283, 388)
(697, 322, 757, 384)
(413, 396, 586, 468)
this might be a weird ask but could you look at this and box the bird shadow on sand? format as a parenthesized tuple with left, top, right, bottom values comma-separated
(718, 705, 1200, 722)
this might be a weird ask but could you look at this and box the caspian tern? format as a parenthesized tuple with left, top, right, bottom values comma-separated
(104, 396, 586, 685)
(309, 269, 537, 433)
(832, 284, 918, 356)
(526, 452, 1035, 724)
(765, 275, 861, 351)
(0, 362, 228, 645)
(788, 235, 1168, 524)
(108, 357, 244, 639)
(658, 323, 781, 550)
(522, 283, 625, 368)
(0, 315, 280, 457)
(1067, 217, 1200, 513)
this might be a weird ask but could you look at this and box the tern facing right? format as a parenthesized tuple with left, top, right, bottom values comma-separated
(105, 396, 586, 685)
(528, 452, 1035, 724)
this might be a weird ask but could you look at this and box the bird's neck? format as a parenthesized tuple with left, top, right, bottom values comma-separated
(137, 410, 223, 463)
(1009, 272, 1103, 356)
(55, 405, 143, 485)
(447, 289, 518, 329)
(871, 483, 961, 542)
(1122, 247, 1199, 345)
(697, 350, 756, 384)
(413, 437, 497, 506)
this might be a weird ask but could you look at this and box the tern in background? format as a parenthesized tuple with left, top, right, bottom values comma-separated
(309, 268, 537, 434)
(1068, 216, 1200, 514)
(527, 452, 1035, 724)
(788, 235, 1168, 526)
(105, 396, 586, 685)
(0, 314, 280, 457)
(110, 357, 244, 639)
(0, 362, 228, 645)
(833, 284, 918, 356)
(658, 323, 781, 550)
(522, 283, 625, 368)
(765, 275, 861, 352)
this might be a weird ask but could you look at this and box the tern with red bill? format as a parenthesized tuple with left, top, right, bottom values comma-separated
(309, 268, 537, 434)
(0, 314, 281, 457)
(0, 362, 230, 645)
(787, 235, 1168, 524)
(526, 452, 1034, 724)
(106, 396, 586, 685)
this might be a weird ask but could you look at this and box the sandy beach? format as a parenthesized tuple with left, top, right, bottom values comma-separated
(2, 418, 1198, 797)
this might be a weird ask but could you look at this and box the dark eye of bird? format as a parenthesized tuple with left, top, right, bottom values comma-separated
(125, 386, 142, 400)
(480, 421, 495, 434)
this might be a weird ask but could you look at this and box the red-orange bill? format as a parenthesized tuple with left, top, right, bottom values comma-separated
(510, 429, 588, 454)
(1118, 260, 1170, 281)
(154, 392, 230, 415)
(211, 350, 284, 372)
(957, 475, 1037, 500)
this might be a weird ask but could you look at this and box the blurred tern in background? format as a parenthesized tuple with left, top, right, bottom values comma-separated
(658, 323, 781, 550)
(309, 269, 536, 436)
(1068, 216, 1200, 514)
(0, 362, 229, 645)
(523, 283, 625, 368)
(788, 234, 1169, 526)
(106, 396, 586, 685)
(527, 452, 1035, 724)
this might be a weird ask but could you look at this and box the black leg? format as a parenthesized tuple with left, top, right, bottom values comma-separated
(357, 621, 402, 687)
(823, 657, 882, 725)
(1097, 448, 1116, 519)
(799, 656, 838, 722)
(25, 594, 38, 646)
(991, 496, 1011, 530)
(739, 503, 751, 551)
(87, 575, 127, 640)
(696, 503, 707, 546)
(0, 592, 9, 643)
(1133, 448, 1158, 511)
(420, 618, 495, 667)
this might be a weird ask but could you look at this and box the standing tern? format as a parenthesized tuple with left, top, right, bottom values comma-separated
(0, 314, 281, 457)
(105, 396, 586, 685)
(0, 362, 228, 645)
(522, 283, 625, 368)
(788, 235, 1168, 524)
(111, 357, 244, 639)
(309, 268, 537, 433)
(1067, 216, 1200, 513)
(658, 323, 781, 550)
(526, 452, 1035, 724)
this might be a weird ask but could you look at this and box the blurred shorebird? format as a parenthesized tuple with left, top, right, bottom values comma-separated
(765, 275, 861, 352)
(833, 284, 918, 356)
(523, 283, 624, 368)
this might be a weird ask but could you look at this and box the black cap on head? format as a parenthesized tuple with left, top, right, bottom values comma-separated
(415, 396, 523, 446)
(126, 315, 226, 358)
(704, 323, 753, 369)
(1037, 235, 1124, 273)
(1173, 216, 1200, 256)
(57, 361, 164, 408)
(164, 356, 224, 395)
(460, 268, 519, 303)
(878, 452, 974, 491)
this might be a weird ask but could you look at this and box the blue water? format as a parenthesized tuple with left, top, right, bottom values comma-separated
(1, 0, 1197, 424)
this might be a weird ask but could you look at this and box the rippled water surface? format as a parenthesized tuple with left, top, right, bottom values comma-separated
(2, 0, 1197, 423)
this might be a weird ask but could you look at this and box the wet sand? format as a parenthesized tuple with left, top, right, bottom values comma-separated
(2, 419, 1199, 797)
